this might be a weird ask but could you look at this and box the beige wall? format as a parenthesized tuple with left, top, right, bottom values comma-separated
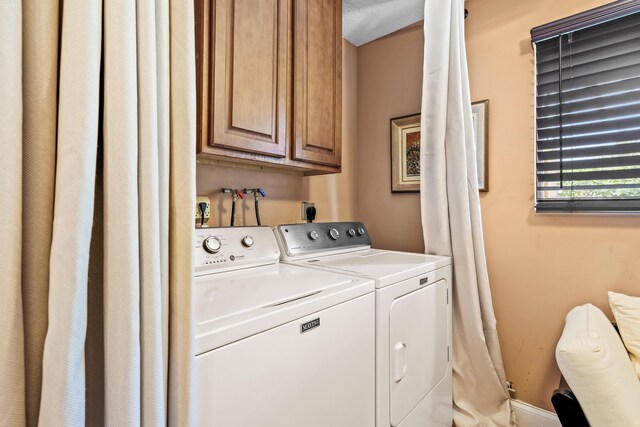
(302, 38, 359, 222)
(356, 0, 640, 412)
(466, 0, 640, 410)
(356, 24, 425, 253)
(196, 40, 358, 226)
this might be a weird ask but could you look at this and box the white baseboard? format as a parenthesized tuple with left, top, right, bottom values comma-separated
(511, 399, 561, 427)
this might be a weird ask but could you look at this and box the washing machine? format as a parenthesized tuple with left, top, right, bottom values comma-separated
(194, 226, 375, 427)
(273, 221, 453, 427)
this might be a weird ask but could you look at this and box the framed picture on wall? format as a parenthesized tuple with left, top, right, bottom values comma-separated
(390, 114, 421, 193)
(472, 99, 489, 192)
(390, 101, 489, 193)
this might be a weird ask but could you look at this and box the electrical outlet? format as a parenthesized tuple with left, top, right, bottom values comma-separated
(301, 202, 315, 220)
(195, 195, 211, 226)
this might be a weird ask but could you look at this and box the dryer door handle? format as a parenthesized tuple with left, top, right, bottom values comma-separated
(393, 341, 407, 383)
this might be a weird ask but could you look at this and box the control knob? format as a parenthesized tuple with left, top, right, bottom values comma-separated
(347, 228, 356, 237)
(308, 231, 319, 240)
(329, 228, 340, 240)
(242, 235, 254, 247)
(357, 227, 365, 236)
(203, 236, 222, 254)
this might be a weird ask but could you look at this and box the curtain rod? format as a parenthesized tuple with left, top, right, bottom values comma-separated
(531, 0, 640, 42)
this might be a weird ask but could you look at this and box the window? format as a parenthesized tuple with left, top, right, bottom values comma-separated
(532, 1, 640, 212)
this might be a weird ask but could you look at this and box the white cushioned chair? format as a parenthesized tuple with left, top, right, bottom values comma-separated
(554, 303, 640, 427)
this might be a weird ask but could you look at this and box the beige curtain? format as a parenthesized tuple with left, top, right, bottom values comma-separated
(419, 0, 515, 426)
(0, 0, 196, 425)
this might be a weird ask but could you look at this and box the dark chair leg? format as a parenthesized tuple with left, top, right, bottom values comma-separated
(551, 377, 590, 427)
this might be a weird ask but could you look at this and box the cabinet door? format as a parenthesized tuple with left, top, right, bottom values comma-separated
(293, 0, 342, 167)
(210, 0, 289, 157)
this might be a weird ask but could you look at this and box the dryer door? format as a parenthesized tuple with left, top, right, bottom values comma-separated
(389, 279, 448, 426)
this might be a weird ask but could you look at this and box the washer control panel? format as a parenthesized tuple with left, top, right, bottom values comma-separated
(274, 221, 372, 258)
(194, 226, 280, 276)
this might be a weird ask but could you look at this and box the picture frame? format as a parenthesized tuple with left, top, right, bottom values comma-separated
(472, 99, 489, 192)
(389, 100, 489, 193)
(390, 113, 421, 193)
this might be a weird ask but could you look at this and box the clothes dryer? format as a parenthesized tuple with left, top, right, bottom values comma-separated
(274, 222, 452, 427)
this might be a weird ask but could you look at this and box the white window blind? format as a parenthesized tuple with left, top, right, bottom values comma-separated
(533, 2, 640, 212)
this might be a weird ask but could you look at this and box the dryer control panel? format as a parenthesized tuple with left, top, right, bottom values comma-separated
(194, 226, 280, 276)
(274, 221, 372, 259)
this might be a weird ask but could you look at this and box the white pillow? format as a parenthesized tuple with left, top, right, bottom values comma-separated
(556, 303, 640, 427)
(608, 291, 640, 379)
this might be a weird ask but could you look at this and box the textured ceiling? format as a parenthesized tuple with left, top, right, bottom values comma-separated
(343, 0, 424, 46)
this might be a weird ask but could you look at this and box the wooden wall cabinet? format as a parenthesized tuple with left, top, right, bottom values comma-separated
(195, 0, 342, 175)
(293, 0, 342, 167)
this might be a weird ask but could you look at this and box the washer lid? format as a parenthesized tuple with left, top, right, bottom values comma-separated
(297, 249, 451, 288)
(194, 263, 374, 354)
